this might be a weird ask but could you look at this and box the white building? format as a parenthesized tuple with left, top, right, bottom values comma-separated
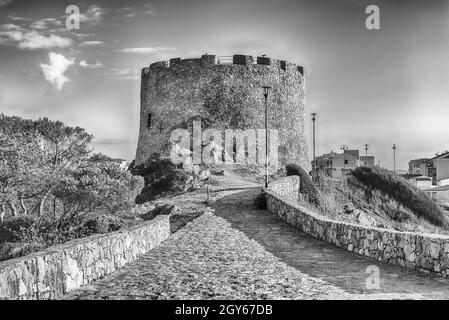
(315, 149, 375, 178)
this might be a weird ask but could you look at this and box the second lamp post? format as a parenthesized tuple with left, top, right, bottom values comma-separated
(263, 86, 271, 188)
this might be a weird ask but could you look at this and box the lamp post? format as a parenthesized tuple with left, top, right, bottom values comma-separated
(263, 86, 271, 188)
(311, 113, 317, 173)
(393, 144, 396, 173)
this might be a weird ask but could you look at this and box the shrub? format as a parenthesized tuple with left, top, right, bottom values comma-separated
(0, 216, 36, 243)
(351, 166, 448, 228)
(135, 169, 192, 204)
(254, 193, 267, 209)
(285, 164, 321, 205)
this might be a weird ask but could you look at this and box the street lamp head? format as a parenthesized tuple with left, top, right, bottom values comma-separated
(262, 86, 271, 99)
(393, 144, 396, 150)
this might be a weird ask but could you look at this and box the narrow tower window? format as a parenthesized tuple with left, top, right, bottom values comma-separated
(147, 113, 153, 129)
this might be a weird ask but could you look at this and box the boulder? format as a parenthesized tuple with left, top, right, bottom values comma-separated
(141, 204, 181, 221)
(198, 169, 211, 181)
(355, 210, 377, 227)
(213, 169, 230, 177)
(343, 203, 355, 214)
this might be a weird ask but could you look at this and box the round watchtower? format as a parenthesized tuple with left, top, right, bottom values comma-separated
(135, 54, 310, 171)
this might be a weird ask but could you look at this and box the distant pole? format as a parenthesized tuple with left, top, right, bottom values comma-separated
(393, 144, 396, 173)
(311, 113, 317, 173)
(263, 86, 271, 188)
(365, 144, 369, 157)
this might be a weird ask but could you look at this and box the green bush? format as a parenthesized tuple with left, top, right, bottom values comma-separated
(351, 166, 448, 227)
(135, 168, 192, 204)
(253, 193, 267, 209)
(285, 164, 320, 205)
(0, 216, 36, 243)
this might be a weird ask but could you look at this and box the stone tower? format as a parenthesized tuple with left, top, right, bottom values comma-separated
(135, 54, 310, 171)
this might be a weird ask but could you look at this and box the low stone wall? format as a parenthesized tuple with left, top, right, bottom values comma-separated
(265, 176, 449, 277)
(0, 215, 170, 300)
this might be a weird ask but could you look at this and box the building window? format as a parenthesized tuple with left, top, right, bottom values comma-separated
(147, 113, 153, 129)
(344, 160, 349, 165)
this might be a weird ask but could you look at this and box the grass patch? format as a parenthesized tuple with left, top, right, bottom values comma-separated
(351, 166, 448, 228)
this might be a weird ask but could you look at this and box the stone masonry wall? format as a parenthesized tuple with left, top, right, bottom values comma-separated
(136, 54, 310, 171)
(0, 215, 170, 300)
(265, 176, 449, 277)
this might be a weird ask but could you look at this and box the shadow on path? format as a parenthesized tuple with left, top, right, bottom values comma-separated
(212, 188, 449, 298)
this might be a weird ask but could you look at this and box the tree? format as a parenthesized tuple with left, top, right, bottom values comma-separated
(0, 131, 48, 218)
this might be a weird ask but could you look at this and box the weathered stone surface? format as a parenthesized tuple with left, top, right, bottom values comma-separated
(0, 215, 170, 300)
(265, 176, 449, 278)
(141, 204, 181, 221)
(269, 176, 300, 202)
(135, 54, 310, 171)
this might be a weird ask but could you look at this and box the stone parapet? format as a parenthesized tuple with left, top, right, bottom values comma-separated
(0, 215, 170, 300)
(265, 176, 449, 277)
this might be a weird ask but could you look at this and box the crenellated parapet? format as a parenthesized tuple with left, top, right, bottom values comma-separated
(147, 54, 304, 76)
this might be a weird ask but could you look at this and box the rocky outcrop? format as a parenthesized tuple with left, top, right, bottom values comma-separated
(0, 215, 170, 300)
(265, 176, 449, 278)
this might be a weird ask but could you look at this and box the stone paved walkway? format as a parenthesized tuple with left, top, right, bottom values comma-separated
(64, 185, 449, 300)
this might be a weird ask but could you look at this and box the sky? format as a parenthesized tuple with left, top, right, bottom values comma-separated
(0, 0, 448, 170)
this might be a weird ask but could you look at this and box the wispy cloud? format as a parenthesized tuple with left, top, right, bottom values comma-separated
(109, 68, 132, 76)
(118, 7, 136, 18)
(30, 18, 63, 30)
(116, 76, 140, 81)
(40, 52, 74, 90)
(144, 4, 156, 15)
(7, 15, 32, 22)
(79, 60, 103, 69)
(79, 5, 104, 26)
(118, 47, 175, 54)
(81, 40, 104, 46)
(0, 23, 72, 50)
(0, 0, 12, 6)
(99, 67, 139, 80)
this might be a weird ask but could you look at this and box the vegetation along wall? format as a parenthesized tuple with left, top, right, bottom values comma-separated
(265, 177, 449, 277)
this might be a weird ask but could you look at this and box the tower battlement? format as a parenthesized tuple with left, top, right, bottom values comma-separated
(145, 54, 304, 76)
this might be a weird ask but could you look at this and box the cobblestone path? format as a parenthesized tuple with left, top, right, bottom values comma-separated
(64, 185, 449, 300)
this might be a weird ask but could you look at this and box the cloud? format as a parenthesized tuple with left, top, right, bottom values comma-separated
(116, 76, 140, 81)
(0, 23, 72, 50)
(19, 32, 71, 49)
(81, 40, 104, 46)
(40, 52, 74, 90)
(118, 47, 176, 54)
(0, 0, 12, 6)
(79, 60, 103, 69)
(30, 18, 63, 30)
(7, 15, 32, 21)
(109, 68, 131, 76)
(79, 5, 104, 26)
(144, 4, 156, 15)
(118, 6, 136, 18)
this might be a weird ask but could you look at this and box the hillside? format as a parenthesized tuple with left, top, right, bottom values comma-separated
(288, 165, 449, 235)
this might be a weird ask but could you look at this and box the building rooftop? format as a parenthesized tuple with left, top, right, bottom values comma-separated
(422, 185, 449, 192)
